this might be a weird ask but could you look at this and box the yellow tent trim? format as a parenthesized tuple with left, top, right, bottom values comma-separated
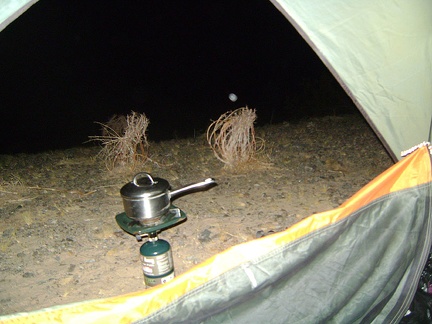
(2, 146, 430, 324)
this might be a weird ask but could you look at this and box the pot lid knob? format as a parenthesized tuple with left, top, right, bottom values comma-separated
(133, 172, 156, 187)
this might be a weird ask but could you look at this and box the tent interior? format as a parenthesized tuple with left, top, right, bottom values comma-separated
(1, 0, 431, 323)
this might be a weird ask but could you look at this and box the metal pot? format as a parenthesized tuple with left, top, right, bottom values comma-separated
(120, 172, 216, 224)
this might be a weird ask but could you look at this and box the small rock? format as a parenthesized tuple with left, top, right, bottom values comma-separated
(198, 229, 212, 242)
(304, 165, 315, 172)
(22, 272, 35, 278)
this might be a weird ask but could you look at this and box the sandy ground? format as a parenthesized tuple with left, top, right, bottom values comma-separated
(0, 114, 393, 316)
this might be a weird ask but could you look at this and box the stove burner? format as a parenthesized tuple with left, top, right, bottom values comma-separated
(115, 205, 187, 241)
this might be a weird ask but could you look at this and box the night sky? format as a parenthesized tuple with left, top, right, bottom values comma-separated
(0, 0, 354, 154)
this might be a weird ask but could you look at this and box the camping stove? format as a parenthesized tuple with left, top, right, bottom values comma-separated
(115, 172, 216, 287)
(116, 172, 216, 241)
(115, 205, 187, 241)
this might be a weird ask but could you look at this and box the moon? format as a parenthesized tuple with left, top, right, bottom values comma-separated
(228, 93, 238, 102)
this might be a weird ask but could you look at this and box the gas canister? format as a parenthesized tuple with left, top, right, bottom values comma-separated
(140, 235, 175, 287)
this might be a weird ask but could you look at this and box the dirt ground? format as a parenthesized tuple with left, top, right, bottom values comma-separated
(0, 114, 393, 316)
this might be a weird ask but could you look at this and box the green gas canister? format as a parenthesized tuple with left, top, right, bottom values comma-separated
(140, 235, 175, 287)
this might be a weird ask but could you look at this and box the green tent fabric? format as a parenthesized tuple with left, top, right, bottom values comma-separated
(2, 0, 431, 159)
(0, 145, 430, 323)
(1, 1, 432, 323)
(134, 154, 432, 324)
(0, 0, 38, 32)
(270, 0, 432, 161)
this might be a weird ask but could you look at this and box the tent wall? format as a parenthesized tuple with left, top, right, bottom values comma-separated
(1, 2, 432, 323)
(1, 146, 431, 323)
(270, 0, 432, 161)
(2, 0, 431, 159)
(0, 0, 38, 32)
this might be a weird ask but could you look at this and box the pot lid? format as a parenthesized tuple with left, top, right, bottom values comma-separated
(120, 172, 170, 198)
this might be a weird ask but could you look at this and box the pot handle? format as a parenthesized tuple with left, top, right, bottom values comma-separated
(170, 178, 216, 200)
(133, 172, 156, 187)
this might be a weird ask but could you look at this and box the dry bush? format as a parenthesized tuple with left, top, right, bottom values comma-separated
(207, 107, 261, 168)
(101, 114, 127, 137)
(89, 111, 150, 169)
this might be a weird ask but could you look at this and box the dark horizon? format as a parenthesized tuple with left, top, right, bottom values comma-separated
(0, 0, 355, 154)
